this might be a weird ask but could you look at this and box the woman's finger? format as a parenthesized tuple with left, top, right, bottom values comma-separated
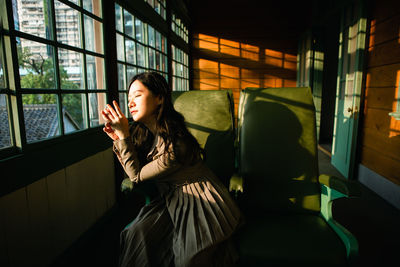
(113, 100, 124, 118)
(101, 110, 112, 122)
(106, 104, 118, 120)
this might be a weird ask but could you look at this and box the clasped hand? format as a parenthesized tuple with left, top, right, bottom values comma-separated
(101, 100, 130, 141)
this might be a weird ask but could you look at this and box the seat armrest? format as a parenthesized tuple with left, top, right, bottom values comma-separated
(229, 173, 243, 198)
(319, 174, 360, 263)
(121, 178, 157, 204)
(319, 174, 361, 198)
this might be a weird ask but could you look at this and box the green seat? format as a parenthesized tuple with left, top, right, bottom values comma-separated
(121, 90, 236, 197)
(234, 87, 359, 266)
(172, 90, 236, 187)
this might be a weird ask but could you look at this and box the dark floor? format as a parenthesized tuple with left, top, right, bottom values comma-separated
(50, 148, 400, 267)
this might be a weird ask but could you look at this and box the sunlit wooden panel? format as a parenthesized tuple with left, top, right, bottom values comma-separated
(240, 78, 261, 89)
(220, 45, 240, 57)
(389, 70, 400, 137)
(194, 33, 219, 51)
(369, 19, 376, 51)
(193, 69, 220, 79)
(275, 79, 283, 87)
(220, 64, 239, 78)
(241, 68, 258, 79)
(221, 77, 240, 90)
(366, 64, 400, 88)
(284, 53, 297, 70)
(283, 79, 297, 87)
(220, 38, 240, 48)
(196, 58, 219, 69)
(46, 169, 70, 257)
(194, 79, 220, 90)
(240, 43, 259, 61)
(1, 188, 31, 266)
(265, 48, 283, 67)
(365, 86, 397, 109)
(368, 39, 400, 67)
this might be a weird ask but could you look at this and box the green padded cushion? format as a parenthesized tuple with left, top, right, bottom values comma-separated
(172, 90, 235, 187)
(238, 87, 320, 214)
(237, 214, 347, 266)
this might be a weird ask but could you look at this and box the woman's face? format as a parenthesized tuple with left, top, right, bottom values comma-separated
(128, 80, 161, 125)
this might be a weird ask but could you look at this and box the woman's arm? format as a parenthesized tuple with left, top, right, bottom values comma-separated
(113, 137, 183, 183)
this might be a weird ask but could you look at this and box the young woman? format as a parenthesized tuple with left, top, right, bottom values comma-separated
(101, 72, 242, 267)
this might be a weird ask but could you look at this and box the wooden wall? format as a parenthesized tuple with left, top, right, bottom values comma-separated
(360, 0, 400, 185)
(189, 0, 313, 119)
(0, 148, 116, 267)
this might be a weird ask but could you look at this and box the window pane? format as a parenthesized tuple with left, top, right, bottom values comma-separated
(118, 92, 129, 118)
(22, 94, 60, 143)
(13, 0, 53, 40)
(86, 54, 105, 89)
(155, 31, 161, 51)
(116, 33, 125, 61)
(17, 38, 56, 89)
(67, 0, 79, 5)
(62, 93, 88, 133)
(0, 43, 5, 88)
(125, 38, 136, 65)
(124, 10, 134, 38)
(135, 18, 145, 43)
(58, 48, 84, 89)
(84, 15, 103, 54)
(89, 92, 106, 127)
(137, 43, 146, 67)
(148, 26, 155, 48)
(117, 63, 126, 91)
(55, 0, 82, 48)
(126, 65, 137, 86)
(0, 94, 12, 148)
(83, 0, 102, 18)
(149, 48, 155, 70)
(115, 4, 123, 32)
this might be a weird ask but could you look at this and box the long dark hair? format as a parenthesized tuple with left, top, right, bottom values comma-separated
(128, 72, 203, 165)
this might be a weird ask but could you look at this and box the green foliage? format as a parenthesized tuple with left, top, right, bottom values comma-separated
(19, 46, 84, 128)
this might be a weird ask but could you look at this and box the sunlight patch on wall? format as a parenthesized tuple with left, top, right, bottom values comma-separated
(389, 70, 400, 137)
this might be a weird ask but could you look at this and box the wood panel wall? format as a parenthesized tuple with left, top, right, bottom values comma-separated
(189, 0, 313, 119)
(0, 148, 116, 266)
(360, 0, 400, 185)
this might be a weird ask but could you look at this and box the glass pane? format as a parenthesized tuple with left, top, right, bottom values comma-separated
(84, 15, 103, 54)
(164, 55, 168, 72)
(62, 93, 88, 132)
(12, 0, 53, 40)
(89, 92, 106, 127)
(126, 65, 137, 87)
(55, 0, 82, 48)
(155, 31, 161, 51)
(17, 38, 56, 89)
(155, 51, 160, 71)
(86, 54, 105, 89)
(116, 33, 125, 61)
(148, 26, 155, 48)
(83, 0, 102, 18)
(149, 48, 155, 70)
(118, 92, 128, 118)
(67, 0, 79, 5)
(22, 94, 60, 143)
(137, 43, 146, 67)
(117, 63, 126, 91)
(0, 40, 5, 88)
(125, 38, 136, 65)
(0, 94, 12, 148)
(135, 18, 145, 43)
(115, 3, 123, 32)
(58, 48, 84, 89)
(124, 9, 134, 38)
(162, 35, 167, 53)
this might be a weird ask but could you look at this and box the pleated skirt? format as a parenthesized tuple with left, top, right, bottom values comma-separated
(119, 177, 242, 267)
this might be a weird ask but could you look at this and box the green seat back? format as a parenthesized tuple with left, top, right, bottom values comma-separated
(238, 87, 320, 214)
(172, 90, 235, 187)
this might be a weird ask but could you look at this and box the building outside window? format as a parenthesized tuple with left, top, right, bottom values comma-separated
(0, 0, 107, 150)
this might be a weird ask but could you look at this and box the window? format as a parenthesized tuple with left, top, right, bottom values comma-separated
(115, 3, 168, 114)
(0, 0, 107, 149)
(144, 0, 166, 20)
(171, 44, 189, 91)
(171, 13, 188, 43)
